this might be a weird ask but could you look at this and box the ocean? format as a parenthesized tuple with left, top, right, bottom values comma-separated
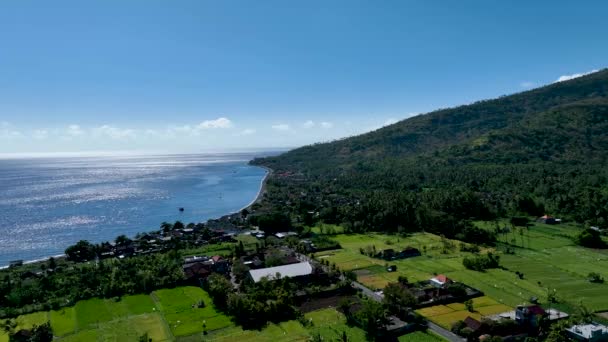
(0, 153, 270, 266)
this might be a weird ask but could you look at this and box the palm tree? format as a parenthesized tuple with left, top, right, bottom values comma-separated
(2, 319, 16, 335)
(160, 222, 173, 233)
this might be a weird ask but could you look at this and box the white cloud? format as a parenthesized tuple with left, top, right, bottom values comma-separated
(163, 117, 233, 137)
(0, 122, 22, 139)
(520, 81, 535, 89)
(302, 120, 315, 129)
(239, 128, 256, 135)
(197, 117, 233, 129)
(271, 124, 290, 131)
(383, 118, 398, 126)
(555, 69, 599, 82)
(320, 121, 333, 129)
(66, 124, 85, 137)
(32, 129, 48, 140)
(92, 125, 136, 140)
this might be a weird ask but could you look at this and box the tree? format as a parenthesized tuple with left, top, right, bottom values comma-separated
(464, 299, 474, 312)
(355, 300, 388, 338)
(576, 228, 607, 248)
(205, 274, 233, 309)
(256, 212, 292, 235)
(115, 235, 132, 246)
(3, 319, 16, 336)
(10, 322, 53, 342)
(138, 332, 151, 342)
(160, 221, 173, 232)
(382, 283, 416, 317)
(65, 240, 96, 262)
(47, 257, 56, 270)
(173, 221, 185, 230)
(588, 272, 604, 283)
(338, 298, 353, 317)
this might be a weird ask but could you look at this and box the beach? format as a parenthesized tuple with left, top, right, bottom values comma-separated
(0, 153, 270, 266)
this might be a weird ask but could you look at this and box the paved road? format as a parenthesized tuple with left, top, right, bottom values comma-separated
(298, 252, 464, 341)
(352, 280, 465, 342)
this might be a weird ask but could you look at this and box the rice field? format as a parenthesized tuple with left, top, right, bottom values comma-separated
(0, 286, 223, 341)
(416, 296, 512, 329)
(152, 286, 232, 337)
(323, 225, 608, 312)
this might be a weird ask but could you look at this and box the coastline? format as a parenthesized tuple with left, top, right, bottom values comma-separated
(1, 163, 273, 269)
(237, 165, 272, 213)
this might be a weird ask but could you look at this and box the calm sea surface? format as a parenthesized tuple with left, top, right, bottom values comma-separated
(0, 153, 269, 266)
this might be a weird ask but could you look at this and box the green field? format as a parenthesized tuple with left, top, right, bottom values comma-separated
(321, 226, 608, 312)
(153, 286, 232, 337)
(417, 296, 512, 329)
(398, 331, 447, 342)
(473, 221, 608, 311)
(203, 308, 367, 342)
(317, 232, 482, 290)
(0, 286, 227, 341)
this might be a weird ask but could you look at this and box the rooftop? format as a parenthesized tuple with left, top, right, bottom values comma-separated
(430, 274, 450, 284)
(248, 261, 313, 283)
(566, 323, 608, 339)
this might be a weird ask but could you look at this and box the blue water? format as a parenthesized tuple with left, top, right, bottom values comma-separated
(0, 153, 269, 266)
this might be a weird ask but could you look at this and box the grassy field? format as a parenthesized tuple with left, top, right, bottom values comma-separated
(50, 307, 76, 336)
(0, 286, 227, 341)
(153, 286, 232, 337)
(316, 232, 482, 290)
(398, 331, 447, 342)
(416, 296, 512, 329)
(201, 308, 367, 342)
(474, 220, 608, 311)
(318, 225, 608, 312)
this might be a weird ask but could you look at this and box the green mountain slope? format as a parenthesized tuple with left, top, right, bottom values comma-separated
(252, 69, 608, 235)
(257, 69, 608, 172)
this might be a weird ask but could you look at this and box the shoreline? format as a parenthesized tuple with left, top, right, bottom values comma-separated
(1, 163, 274, 269)
(237, 165, 272, 213)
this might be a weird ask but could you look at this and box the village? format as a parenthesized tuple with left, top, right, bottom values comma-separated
(3, 212, 608, 342)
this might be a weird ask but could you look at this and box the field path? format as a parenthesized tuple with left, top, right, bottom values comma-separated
(150, 292, 175, 341)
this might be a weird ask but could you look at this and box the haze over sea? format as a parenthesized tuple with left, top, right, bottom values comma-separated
(0, 153, 269, 266)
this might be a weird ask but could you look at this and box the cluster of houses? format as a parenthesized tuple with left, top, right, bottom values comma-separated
(183, 255, 230, 282)
(97, 226, 236, 260)
(537, 214, 562, 225)
(566, 322, 608, 341)
(456, 303, 608, 341)
(396, 274, 483, 307)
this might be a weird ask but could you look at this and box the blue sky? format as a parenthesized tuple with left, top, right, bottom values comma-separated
(0, 1, 606, 155)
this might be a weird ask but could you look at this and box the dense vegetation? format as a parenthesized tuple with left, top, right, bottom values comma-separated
(0, 251, 183, 317)
(252, 70, 608, 244)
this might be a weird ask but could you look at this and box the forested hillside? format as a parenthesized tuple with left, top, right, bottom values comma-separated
(252, 69, 608, 239)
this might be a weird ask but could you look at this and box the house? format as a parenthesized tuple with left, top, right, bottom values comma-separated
(515, 305, 545, 327)
(183, 262, 212, 281)
(275, 232, 298, 239)
(537, 215, 556, 224)
(566, 322, 608, 341)
(464, 316, 483, 334)
(488, 307, 567, 325)
(430, 274, 452, 288)
(183, 255, 230, 282)
(384, 315, 409, 335)
(248, 261, 313, 283)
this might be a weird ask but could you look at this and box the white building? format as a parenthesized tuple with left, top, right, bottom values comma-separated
(248, 261, 313, 283)
(566, 323, 608, 342)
